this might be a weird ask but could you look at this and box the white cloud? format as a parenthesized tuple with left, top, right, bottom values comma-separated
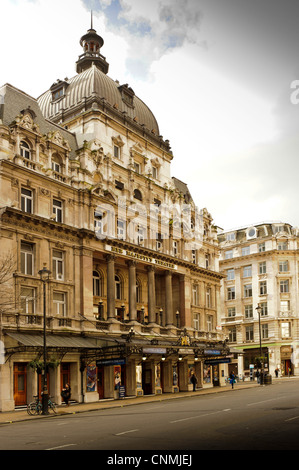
(1, 0, 299, 231)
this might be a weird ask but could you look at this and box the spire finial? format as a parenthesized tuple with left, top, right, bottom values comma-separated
(91, 10, 93, 30)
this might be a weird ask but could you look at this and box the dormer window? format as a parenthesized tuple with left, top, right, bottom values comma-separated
(118, 83, 135, 108)
(20, 141, 31, 160)
(50, 80, 69, 102)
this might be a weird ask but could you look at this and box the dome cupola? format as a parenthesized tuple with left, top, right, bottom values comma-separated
(76, 12, 109, 74)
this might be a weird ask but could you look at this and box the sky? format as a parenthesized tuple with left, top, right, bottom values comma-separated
(1, 0, 299, 231)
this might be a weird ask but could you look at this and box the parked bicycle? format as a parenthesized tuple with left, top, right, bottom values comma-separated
(27, 395, 57, 415)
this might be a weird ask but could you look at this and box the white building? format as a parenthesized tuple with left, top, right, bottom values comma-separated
(218, 222, 299, 378)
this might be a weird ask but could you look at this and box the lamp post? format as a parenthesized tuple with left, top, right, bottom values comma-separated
(159, 308, 163, 326)
(255, 304, 263, 384)
(38, 265, 51, 414)
(97, 299, 103, 320)
(176, 310, 180, 328)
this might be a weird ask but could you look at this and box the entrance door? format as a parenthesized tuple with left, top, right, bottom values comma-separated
(14, 363, 27, 406)
(142, 364, 152, 395)
(212, 365, 220, 386)
(61, 363, 70, 390)
(97, 367, 104, 399)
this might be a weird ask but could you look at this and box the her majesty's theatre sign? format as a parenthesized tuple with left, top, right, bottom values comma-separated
(105, 244, 178, 270)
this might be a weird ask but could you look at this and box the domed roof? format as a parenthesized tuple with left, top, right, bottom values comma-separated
(38, 65, 160, 135)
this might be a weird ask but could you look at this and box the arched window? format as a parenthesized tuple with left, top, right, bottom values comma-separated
(133, 189, 142, 201)
(115, 275, 121, 300)
(20, 141, 31, 160)
(93, 271, 102, 297)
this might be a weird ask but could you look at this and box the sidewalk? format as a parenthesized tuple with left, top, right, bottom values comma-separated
(0, 380, 260, 425)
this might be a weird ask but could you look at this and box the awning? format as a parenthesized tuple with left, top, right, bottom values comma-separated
(5, 332, 102, 349)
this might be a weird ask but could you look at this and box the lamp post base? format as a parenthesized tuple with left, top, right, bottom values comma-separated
(41, 389, 49, 415)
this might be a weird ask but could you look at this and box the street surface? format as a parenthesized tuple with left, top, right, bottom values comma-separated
(1, 380, 298, 452)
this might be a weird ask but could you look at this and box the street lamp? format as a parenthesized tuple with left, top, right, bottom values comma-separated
(38, 265, 51, 414)
(176, 310, 180, 328)
(255, 304, 263, 384)
(97, 299, 104, 320)
(159, 308, 163, 326)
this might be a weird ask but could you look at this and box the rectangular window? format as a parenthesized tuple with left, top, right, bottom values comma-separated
(280, 300, 290, 313)
(53, 292, 66, 316)
(262, 323, 269, 339)
(244, 304, 253, 318)
(228, 307, 236, 317)
(94, 210, 103, 235)
(193, 313, 199, 330)
(259, 281, 267, 295)
(225, 250, 233, 259)
(205, 253, 210, 269)
(53, 199, 63, 223)
(52, 161, 61, 173)
(52, 250, 64, 281)
(246, 325, 254, 341)
(227, 287, 235, 300)
(279, 260, 289, 272)
(227, 268, 235, 280)
(21, 242, 34, 275)
(228, 327, 237, 342)
(259, 242, 265, 252)
(152, 166, 158, 179)
(20, 287, 35, 314)
(206, 287, 212, 308)
(260, 302, 268, 316)
(117, 219, 125, 240)
(207, 315, 213, 332)
(191, 249, 197, 264)
(259, 261, 267, 274)
(113, 145, 120, 159)
(21, 188, 33, 213)
(226, 233, 235, 241)
(280, 280, 289, 293)
(192, 284, 199, 305)
(242, 246, 250, 256)
(137, 226, 145, 245)
(173, 240, 178, 256)
(278, 241, 288, 250)
(243, 265, 252, 277)
(281, 322, 291, 338)
(244, 284, 252, 298)
(134, 162, 140, 174)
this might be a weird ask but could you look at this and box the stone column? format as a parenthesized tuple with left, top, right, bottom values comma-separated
(127, 260, 137, 321)
(165, 270, 173, 327)
(106, 254, 115, 319)
(147, 266, 156, 324)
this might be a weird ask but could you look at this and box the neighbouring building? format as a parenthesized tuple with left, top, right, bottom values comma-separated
(0, 22, 229, 411)
(218, 222, 299, 378)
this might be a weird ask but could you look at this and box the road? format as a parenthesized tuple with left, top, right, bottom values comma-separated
(1, 380, 299, 452)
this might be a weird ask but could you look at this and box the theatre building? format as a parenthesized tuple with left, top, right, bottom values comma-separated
(0, 23, 230, 411)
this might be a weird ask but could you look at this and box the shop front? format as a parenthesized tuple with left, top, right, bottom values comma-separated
(280, 345, 293, 376)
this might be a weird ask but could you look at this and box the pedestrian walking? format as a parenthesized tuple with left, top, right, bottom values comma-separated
(190, 372, 198, 391)
(61, 383, 71, 406)
(275, 367, 279, 378)
(229, 372, 235, 389)
(255, 370, 260, 384)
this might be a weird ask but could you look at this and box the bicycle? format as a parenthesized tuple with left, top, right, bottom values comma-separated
(27, 395, 57, 415)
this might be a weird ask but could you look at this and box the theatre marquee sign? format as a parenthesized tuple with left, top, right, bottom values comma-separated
(105, 245, 178, 270)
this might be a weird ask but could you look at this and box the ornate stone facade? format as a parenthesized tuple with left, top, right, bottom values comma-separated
(0, 24, 228, 411)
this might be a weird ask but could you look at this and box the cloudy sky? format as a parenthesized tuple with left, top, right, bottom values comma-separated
(1, 0, 299, 231)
